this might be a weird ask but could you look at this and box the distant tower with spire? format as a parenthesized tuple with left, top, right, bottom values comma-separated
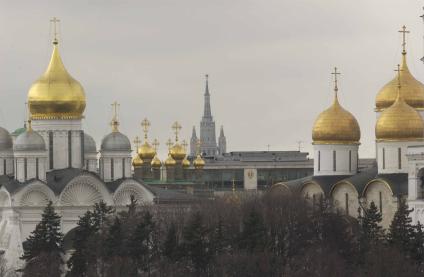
(190, 74, 228, 157)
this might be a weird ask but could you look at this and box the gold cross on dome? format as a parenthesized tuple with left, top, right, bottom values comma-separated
(110, 101, 120, 132)
(331, 67, 341, 92)
(171, 121, 182, 142)
(166, 138, 173, 151)
(394, 64, 403, 88)
(50, 17, 60, 45)
(182, 140, 188, 151)
(152, 138, 159, 151)
(133, 136, 141, 148)
(196, 139, 202, 155)
(399, 25, 410, 53)
(141, 118, 150, 140)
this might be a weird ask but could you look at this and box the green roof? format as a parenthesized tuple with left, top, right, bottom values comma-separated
(11, 127, 26, 136)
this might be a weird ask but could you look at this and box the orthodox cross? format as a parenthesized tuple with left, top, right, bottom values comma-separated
(141, 118, 150, 140)
(171, 121, 182, 142)
(182, 140, 188, 151)
(166, 139, 173, 151)
(133, 136, 141, 149)
(152, 138, 160, 151)
(196, 139, 202, 155)
(399, 25, 410, 54)
(111, 101, 120, 132)
(331, 67, 341, 92)
(50, 17, 60, 44)
(395, 64, 403, 90)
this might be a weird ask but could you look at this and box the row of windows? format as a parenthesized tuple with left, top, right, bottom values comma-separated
(317, 150, 356, 172)
(381, 147, 402, 170)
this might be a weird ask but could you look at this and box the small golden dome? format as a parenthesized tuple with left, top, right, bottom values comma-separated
(151, 155, 162, 168)
(376, 90, 424, 142)
(312, 92, 360, 145)
(132, 155, 143, 167)
(376, 53, 424, 111)
(182, 157, 190, 168)
(170, 143, 186, 160)
(138, 141, 156, 160)
(28, 42, 86, 120)
(193, 154, 205, 169)
(165, 153, 177, 166)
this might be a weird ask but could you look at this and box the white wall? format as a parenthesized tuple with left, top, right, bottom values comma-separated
(313, 144, 359, 176)
(377, 141, 422, 174)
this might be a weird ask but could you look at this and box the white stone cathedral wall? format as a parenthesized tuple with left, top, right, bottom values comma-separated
(331, 182, 359, 217)
(377, 141, 422, 174)
(313, 144, 358, 176)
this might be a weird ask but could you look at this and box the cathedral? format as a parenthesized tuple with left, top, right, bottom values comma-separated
(271, 26, 424, 229)
(0, 23, 204, 268)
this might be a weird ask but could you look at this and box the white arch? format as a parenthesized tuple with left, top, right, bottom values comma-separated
(0, 188, 11, 208)
(300, 181, 324, 200)
(14, 180, 56, 207)
(330, 181, 359, 218)
(59, 174, 113, 206)
(363, 179, 396, 229)
(113, 179, 154, 206)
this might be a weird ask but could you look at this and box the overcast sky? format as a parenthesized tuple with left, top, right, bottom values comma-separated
(0, 0, 424, 158)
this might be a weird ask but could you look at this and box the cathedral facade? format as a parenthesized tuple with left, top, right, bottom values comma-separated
(271, 26, 424, 229)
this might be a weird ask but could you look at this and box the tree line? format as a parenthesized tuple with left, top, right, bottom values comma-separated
(18, 193, 424, 276)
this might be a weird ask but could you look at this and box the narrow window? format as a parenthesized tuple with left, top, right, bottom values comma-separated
(345, 193, 349, 215)
(68, 131, 72, 167)
(382, 148, 385, 169)
(349, 150, 352, 172)
(111, 158, 114, 180)
(398, 147, 401, 169)
(80, 131, 85, 166)
(36, 158, 39, 179)
(122, 158, 125, 177)
(318, 151, 321, 171)
(49, 132, 54, 169)
(3, 159, 6, 175)
(24, 158, 27, 181)
(379, 191, 383, 214)
(333, 150, 336, 171)
(312, 194, 316, 210)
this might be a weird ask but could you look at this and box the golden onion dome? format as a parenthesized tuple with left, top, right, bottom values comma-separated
(151, 155, 162, 168)
(376, 53, 424, 111)
(376, 88, 424, 142)
(182, 157, 190, 168)
(170, 143, 186, 160)
(165, 153, 177, 166)
(193, 154, 205, 169)
(312, 91, 360, 145)
(28, 41, 86, 120)
(132, 155, 143, 167)
(138, 141, 156, 160)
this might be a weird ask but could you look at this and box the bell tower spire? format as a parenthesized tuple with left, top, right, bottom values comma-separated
(199, 74, 217, 157)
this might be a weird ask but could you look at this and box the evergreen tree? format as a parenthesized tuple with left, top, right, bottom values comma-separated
(182, 212, 211, 273)
(66, 211, 94, 277)
(92, 201, 114, 231)
(21, 201, 64, 277)
(410, 221, 424, 263)
(162, 222, 179, 262)
(239, 207, 267, 251)
(358, 201, 385, 258)
(130, 211, 157, 274)
(126, 194, 137, 217)
(388, 197, 414, 254)
(104, 217, 124, 257)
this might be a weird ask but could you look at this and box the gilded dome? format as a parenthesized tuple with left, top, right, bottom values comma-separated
(193, 154, 205, 169)
(28, 42, 86, 119)
(132, 155, 143, 167)
(165, 153, 176, 166)
(376, 90, 424, 142)
(312, 93, 360, 145)
(151, 155, 162, 168)
(376, 53, 424, 111)
(182, 157, 190, 168)
(138, 141, 156, 160)
(170, 143, 186, 160)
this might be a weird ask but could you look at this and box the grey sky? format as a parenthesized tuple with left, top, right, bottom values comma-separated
(0, 0, 423, 158)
